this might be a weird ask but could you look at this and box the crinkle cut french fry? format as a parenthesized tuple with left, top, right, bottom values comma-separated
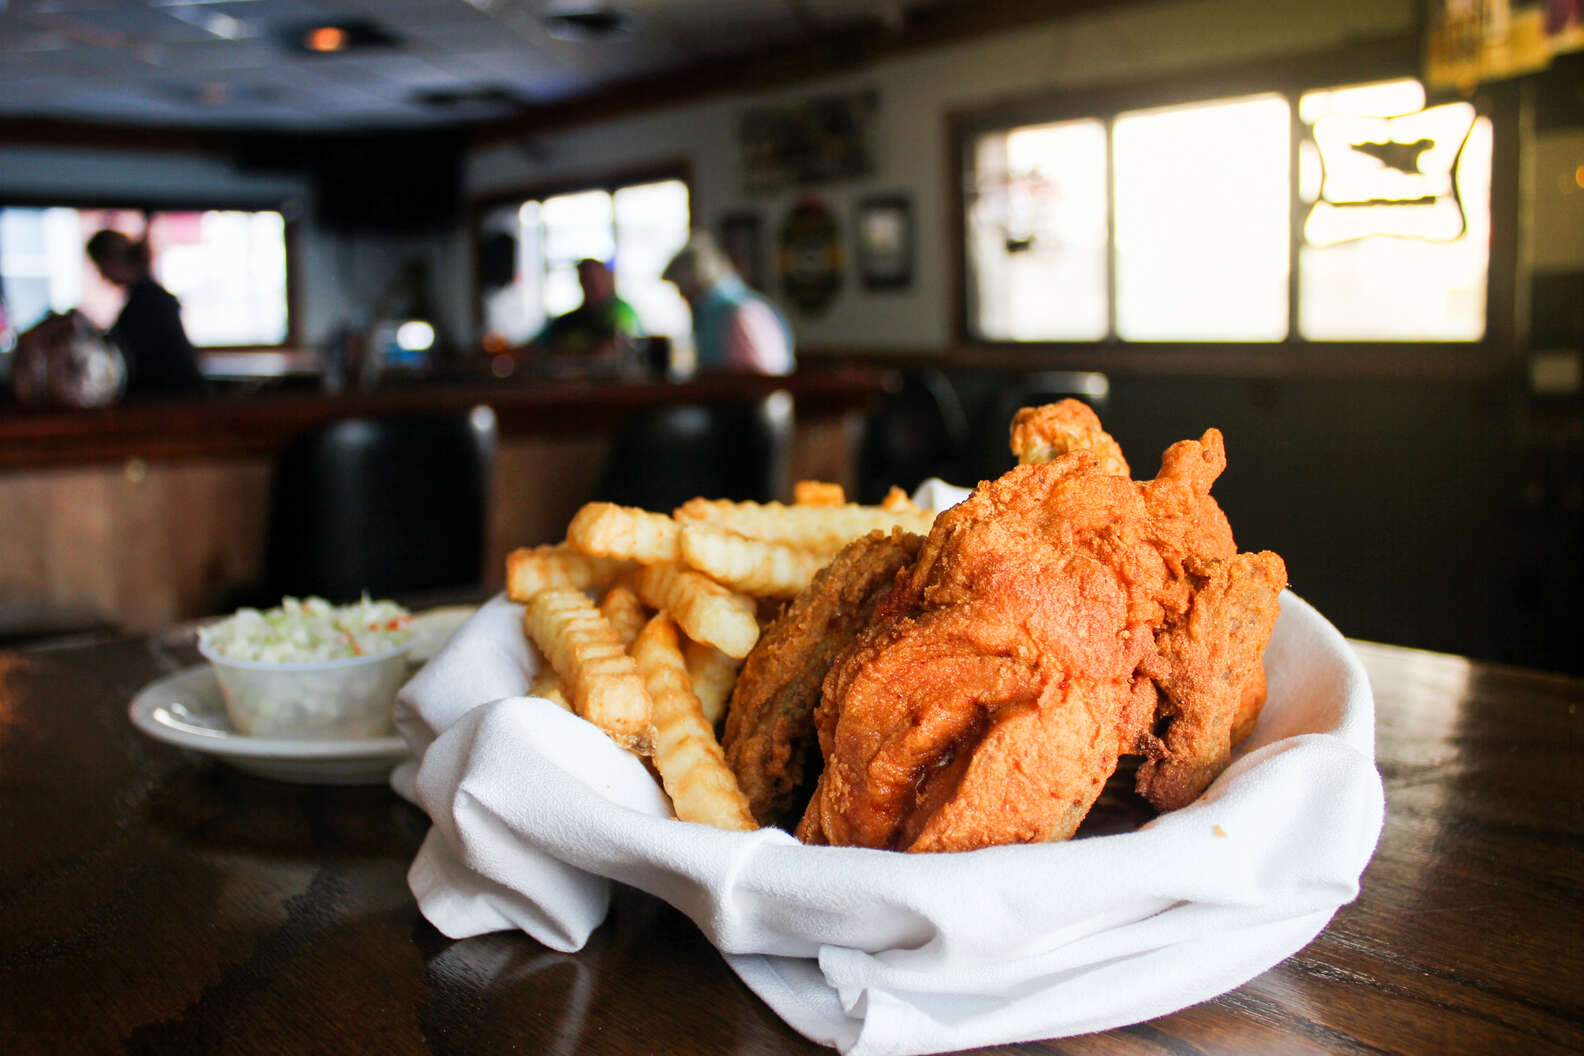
(879, 486, 916, 513)
(679, 522, 826, 598)
(568, 502, 682, 564)
(523, 588, 654, 753)
(506, 544, 631, 602)
(598, 584, 648, 649)
(636, 562, 760, 659)
(528, 668, 573, 711)
(683, 638, 741, 727)
(673, 497, 934, 554)
(632, 615, 756, 831)
(793, 480, 845, 507)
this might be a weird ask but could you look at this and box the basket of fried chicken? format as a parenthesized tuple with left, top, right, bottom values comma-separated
(393, 401, 1383, 1056)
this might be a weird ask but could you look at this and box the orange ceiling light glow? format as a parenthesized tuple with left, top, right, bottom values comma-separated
(304, 25, 348, 52)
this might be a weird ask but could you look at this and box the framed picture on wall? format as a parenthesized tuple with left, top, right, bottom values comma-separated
(855, 193, 913, 291)
(718, 211, 765, 291)
(739, 89, 878, 194)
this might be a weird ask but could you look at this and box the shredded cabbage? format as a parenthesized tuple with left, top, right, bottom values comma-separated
(199, 595, 413, 664)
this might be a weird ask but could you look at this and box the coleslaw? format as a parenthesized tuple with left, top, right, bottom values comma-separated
(198, 596, 413, 664)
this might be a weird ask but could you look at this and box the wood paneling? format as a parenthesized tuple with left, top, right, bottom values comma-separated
(0, 376, 876, 632)
(0, 458, 270, 631)
(483, 435, 614, 588)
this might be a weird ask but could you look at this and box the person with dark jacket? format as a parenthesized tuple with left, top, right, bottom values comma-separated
(85, 229, 205, 396)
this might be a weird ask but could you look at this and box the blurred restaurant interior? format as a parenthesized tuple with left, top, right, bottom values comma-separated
(1, 0, 1580, 674)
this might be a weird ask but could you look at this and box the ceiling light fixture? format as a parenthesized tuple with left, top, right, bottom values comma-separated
(282, 19, 401, 56)
(304, 25, 347, 52)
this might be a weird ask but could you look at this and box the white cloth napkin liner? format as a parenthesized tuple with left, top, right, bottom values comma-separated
(391, 480, 1384, 1056)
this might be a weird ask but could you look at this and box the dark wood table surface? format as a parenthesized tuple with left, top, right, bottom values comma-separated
(2, 628, 1579, 1055)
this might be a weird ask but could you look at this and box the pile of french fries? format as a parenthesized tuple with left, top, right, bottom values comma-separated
(506, 482, 935, 831)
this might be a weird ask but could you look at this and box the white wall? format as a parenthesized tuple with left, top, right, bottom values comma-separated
(466, 0, 1416, 352)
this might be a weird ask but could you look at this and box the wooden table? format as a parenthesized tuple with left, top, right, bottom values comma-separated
(2, 632, 1579, 1054)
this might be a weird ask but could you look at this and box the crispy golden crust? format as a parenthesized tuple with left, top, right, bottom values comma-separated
(722, 529, 922, 827)
(800, 461, 1161, 851)
(1133, 550, 1287, 810)
(1010, 399, 1131, 478)
(798, 411, 1286, 853)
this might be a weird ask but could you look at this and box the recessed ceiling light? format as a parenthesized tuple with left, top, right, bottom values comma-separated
(281, 19, 401, 56)
(541, 3, 634, 42)
(304, 25, 346, 52)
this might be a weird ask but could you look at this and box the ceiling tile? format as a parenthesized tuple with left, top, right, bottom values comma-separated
(0, 0, 985, 130)
(155, 37, 282, 71)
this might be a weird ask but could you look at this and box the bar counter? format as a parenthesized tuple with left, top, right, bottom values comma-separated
(0, 630, 1578, 1054)
(0, 368, 884, 633)
(0, 368, 884, 470)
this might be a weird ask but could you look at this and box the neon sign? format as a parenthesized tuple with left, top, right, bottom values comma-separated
(1305, 102, 1479, 246)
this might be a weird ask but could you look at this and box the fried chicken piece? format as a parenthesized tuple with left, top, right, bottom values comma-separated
(798, 420, 1286, 853)
(799, 456, 1167, 852)
(1134, 550, 1287, 810)
(722, 528, 922, 827)
(1010, 399, 1131, 477)
(1125, 432, 1284, 804)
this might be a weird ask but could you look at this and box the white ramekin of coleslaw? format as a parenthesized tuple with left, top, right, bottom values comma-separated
(197, 596, 414, 739)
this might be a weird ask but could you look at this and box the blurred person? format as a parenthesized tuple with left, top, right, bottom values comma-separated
(532, 258, 641, 365)
(662, 232, 794, 376)
(85, 229, 205, 396)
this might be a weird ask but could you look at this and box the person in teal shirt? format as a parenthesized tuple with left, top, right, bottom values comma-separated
(533, 258, 641, 365)
(662, 233, 794, 375)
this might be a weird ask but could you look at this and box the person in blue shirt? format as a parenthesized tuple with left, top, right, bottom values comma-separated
(661, 232, 793, 376)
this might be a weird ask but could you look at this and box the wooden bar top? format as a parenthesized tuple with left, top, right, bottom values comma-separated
(0, 366, 886, 469)
(0, 629, 1578, 1054)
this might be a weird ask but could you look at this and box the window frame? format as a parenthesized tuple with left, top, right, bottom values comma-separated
(0, 191, 301, 352)
(467, 159, 693, 346)
(946, 36, 1521, 378)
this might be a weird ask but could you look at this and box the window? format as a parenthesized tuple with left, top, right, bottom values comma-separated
(1114, 93, 1292, 341)
(478, 176, 691, 349)
(0, 205, 290, 347)
(963, 77, 1492, 344)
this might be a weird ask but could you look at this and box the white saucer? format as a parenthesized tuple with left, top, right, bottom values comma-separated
(407, 604, 478, 663)
(129, 665, 410, 785)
